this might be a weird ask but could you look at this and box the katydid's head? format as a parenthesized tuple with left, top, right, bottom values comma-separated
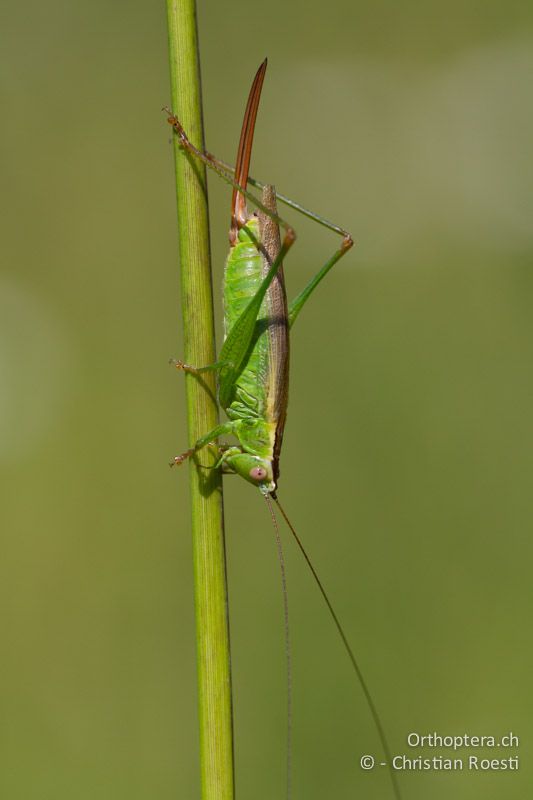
(225, 452, 275, 495)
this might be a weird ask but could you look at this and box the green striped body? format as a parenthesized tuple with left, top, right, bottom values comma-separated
(222, 201, 289, 493)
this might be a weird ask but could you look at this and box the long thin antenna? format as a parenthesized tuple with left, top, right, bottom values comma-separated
(265, 494, 292, 800)
(274, 497, 402, 800)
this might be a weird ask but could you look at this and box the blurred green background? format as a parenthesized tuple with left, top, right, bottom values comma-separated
(2, 1, 532, 798)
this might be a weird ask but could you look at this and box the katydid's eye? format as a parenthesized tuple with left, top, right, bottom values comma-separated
(250, 466, 267, 481)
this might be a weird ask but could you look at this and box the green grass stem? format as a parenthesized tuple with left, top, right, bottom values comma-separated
(165, 3, 234, 798)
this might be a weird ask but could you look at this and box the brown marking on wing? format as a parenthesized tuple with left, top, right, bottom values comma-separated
(230, 59, 268, 244)
(258, 185, 289, 490)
